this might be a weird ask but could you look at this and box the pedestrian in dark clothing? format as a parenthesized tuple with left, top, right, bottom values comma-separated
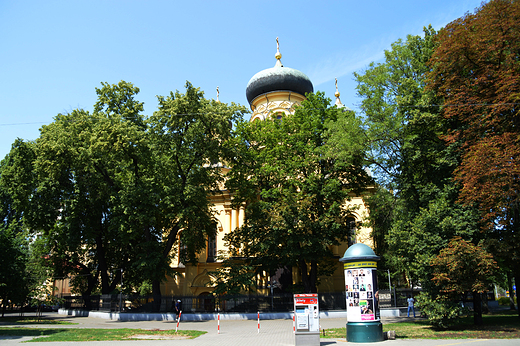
(175, 299, 182, 321)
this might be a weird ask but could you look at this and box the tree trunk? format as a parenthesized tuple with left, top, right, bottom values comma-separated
(515, 270, 520, 319)
(513, 204, 520, 319)
(473, 292, 483, 325)
(95, 231, 111, 294)
(507, 272, 516, 310)
(152, 280, 162, 312)
(482, 290, 489, 314)
(298, 258, 312, 293)
(309, 260, 318, 293)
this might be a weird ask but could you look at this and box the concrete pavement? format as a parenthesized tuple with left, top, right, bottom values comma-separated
(1, 312, 519, 346)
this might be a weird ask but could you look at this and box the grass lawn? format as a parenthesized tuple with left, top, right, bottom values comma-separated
(0, 327, 206, 342)
(322, 310, 520, 339)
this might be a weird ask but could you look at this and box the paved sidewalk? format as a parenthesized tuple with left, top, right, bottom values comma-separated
(1, 313, 519, 346)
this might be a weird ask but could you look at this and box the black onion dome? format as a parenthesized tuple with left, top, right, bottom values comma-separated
(246, 65, 314, 105)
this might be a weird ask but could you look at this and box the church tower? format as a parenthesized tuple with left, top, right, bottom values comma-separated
(245, 38, 314, 121)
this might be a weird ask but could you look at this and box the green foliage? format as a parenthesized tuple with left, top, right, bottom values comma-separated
(355, 26, 448, 285)
(212, 256, 256, 295)
(431, 237, 498, 295)
(429, 237, 498, 325)
(147, 81, 247, 268)
(25, 235, 64, 316)
(416, 292, 468, 330)
(354, 25, 440, 190)
(0, 151, 32, 311)
(427, 0, 520, 314)
(355, 26, 483, 292)
(137, 281, 153, 296)
(223, 92, 370, 293)
(388, 187, 481, 288)
(497, 296, 516, 306)
(0, 227, 29, 309)
(1, 80, 247, 300)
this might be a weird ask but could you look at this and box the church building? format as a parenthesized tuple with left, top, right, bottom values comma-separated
(160, 39, 374, 299)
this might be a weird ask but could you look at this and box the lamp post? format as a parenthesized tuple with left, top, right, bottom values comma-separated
(268, 280, 278, 311)
(119, 269, 123, 313)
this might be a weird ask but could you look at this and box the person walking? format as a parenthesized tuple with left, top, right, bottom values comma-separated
(407, 295, 415, 318)
(175, 299, 182, 321)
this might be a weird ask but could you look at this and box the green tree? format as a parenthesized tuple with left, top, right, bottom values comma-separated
(1, 82, 148, 300)
(0, 142, 33, 316)
(2, 81, 247, 310)
(145, 81, 247, 304)
(222, 92, 370, 293)
(427, 0, 520, 315)
(0, 227, 29, 316)
(25, 235, 63, 320)
(354, 26, 481, 291)
(431, 237, 498, 325)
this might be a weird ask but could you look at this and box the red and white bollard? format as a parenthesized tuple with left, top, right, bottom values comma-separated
(217, 313, 220, 334)
(175, 311, 182, 332)
(257, 311, 260, 333)
(293, 313, 295, 333)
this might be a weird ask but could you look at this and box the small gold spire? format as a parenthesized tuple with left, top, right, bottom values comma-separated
(335, 78, 343, 107)
(216, 86, 220, 103)
(275, 37, 283, 67)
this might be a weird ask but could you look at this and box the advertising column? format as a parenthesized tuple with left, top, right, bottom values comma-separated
(340, 243, 384, 343)
(345, 264, 380, 322)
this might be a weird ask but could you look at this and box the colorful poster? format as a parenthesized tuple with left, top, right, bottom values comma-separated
(345, 268, 379, 322)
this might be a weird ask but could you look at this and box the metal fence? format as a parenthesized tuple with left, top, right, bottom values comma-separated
(61, 290, 416, 313)
(62, 293, 349, 313)
(60, 288, 501, 314)
(378, 288, 421, 308)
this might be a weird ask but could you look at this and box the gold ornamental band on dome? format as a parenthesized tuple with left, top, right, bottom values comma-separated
(344, 261, 378, 269)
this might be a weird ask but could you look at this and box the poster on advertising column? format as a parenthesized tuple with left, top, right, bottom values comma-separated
(344, 266, 380, 322)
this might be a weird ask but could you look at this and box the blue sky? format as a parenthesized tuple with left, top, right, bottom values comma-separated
(0, 0, 485, 160)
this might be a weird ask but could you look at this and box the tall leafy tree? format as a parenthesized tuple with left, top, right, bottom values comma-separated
(354, 26, 481, 290)
(431, 237, 498, 325)
(145, 82, 247, 302)
(0, 141, 34, 315)
(427, 0, 520, 315)
(223, 92, 370, 293)
(0, 227, 28, 316)
(2, 81, 247, 310)
(2, 82, 148, 299)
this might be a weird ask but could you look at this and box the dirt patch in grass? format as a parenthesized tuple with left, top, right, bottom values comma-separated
(128, 334, 191, 340)
(0, 317, 75, 325)
(0, 327, 206, 342)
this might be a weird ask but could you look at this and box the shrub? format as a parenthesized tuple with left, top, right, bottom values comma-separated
(497, 296, 517, 306)
(416, 293, 468, 330)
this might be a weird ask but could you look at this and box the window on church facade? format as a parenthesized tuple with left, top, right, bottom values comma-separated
(207, 236, 217, 262)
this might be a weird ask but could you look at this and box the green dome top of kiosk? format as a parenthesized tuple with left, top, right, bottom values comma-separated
(339, 243, 380, 262)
